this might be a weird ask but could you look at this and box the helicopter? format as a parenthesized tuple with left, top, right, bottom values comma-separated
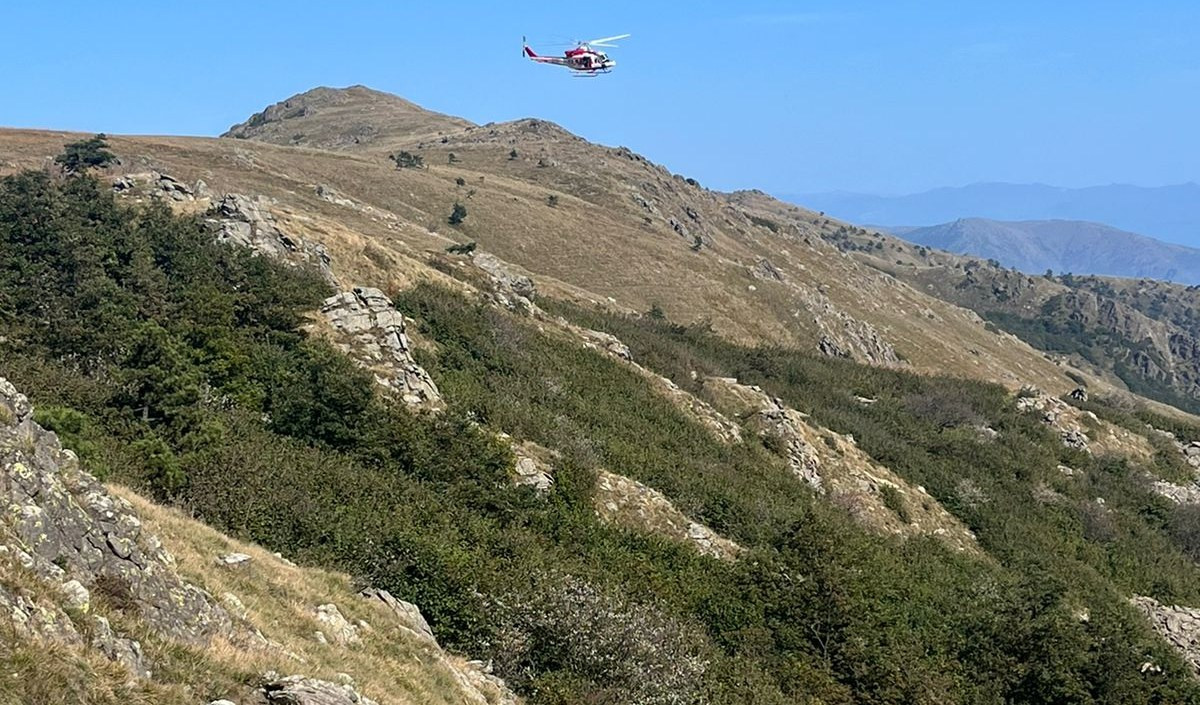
(523, 34, 630, 75)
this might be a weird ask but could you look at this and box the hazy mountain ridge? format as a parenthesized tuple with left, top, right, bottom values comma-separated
(790, 182, 1200, 247)
(901, 217, 1200, 284)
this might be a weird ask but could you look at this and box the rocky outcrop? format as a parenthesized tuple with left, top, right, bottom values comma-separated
(594, 470, 743, 561)
(0, 376, 234, 676)
(704, 376, 978, 552)
(471, 252, 539, 314)
(112, 171, 197, 202)
(1015, 387, 1154, 461)
(359, 587, 436, 645)
(1131, 595, 1200, 675)
(319, 287, 442, 409)
(209, 193, 335, 283)
(792, 282, 901, 366)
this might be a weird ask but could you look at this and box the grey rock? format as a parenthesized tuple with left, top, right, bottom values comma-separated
(261, 674, 379, 705)
(1061, 429, 1090, 451)
(1131, 595, 1200, 676)
(92, 615, 151, 679)
(209, 194, 335, 283)
(319, 288, 442, 409)
(751, 258, 784, 282)
(359, 588, 437, 645)
(0, 377, 233, 646)
(217, 552, 253, 567)
(313, 603, 362, 646)
(471, 252, 539, 314)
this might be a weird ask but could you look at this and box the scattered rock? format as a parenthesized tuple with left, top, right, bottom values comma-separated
(217, 552, 253, 567)
(112, 171, 195, 202)
(594, 469, 743, 560)
(60, 579, 90, 613)
(1069, 387, 1088, 402)
(751, 258, 784, 282)
(510, 441, 556, 493)
(575, 327, 633, 361)
(1061, 429, 1090, 451)
(91, 615, 151, 679)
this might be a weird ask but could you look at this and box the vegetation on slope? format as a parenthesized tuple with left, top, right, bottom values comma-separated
(4, 165, 1200, 703)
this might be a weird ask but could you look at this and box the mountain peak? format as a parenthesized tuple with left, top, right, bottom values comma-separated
(222, 84, 472, 151)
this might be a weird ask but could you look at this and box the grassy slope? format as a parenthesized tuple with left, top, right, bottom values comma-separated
(0, 125, 1081, 396)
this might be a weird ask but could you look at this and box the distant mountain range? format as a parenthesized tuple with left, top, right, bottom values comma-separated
(787, 183, 1200, 247)
(894, 218, 1200, 284)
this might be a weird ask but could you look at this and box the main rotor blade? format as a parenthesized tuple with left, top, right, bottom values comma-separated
(584, 33, 630, 46)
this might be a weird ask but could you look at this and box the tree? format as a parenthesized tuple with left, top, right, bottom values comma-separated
(546, 194, 559, 208)
(55, 134, 117, 174)
(390, 151, 424, 169)
(448, 152, 459, 164)
(448, 203, 468, 226)
(446, 241, 476, 255)
(508, 148, 519, 161)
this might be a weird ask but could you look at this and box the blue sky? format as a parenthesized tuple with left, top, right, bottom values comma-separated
(2, 1, 1197, 194)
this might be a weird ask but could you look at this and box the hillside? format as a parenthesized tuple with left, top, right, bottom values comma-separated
(899, 217, 1200, 283)
(792, 182, 1200, 246)
(8, 88, 1200, 702)
(0, 89, 1090, 398)
(821, 221, 1200, 413)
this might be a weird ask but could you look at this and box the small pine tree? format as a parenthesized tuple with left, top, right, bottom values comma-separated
(508, 148, 519, 161)
(546, 194, 559, 208)
(648, 304, 666, 320)
(446, 241, 477, 255)
(455, 177, 467, 187)
(55, 134, 117, 174)
(690, 235, 703, 251)
(449, 203, 468, 225)
(448, 152, 459, 164)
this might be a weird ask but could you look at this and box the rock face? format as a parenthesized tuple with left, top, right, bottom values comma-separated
(319, 287, 442, 409)
(210, 193, 335, 283)
(594, 469, 743, 561)
(1131, 595, 1200, 675)
(0, 376, 233, 675)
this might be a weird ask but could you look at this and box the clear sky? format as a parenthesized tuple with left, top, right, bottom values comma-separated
(2, 1, 1197, 195)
